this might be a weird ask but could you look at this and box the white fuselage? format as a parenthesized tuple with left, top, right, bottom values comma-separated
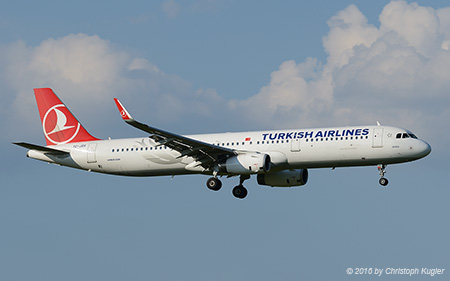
(28, 125, 431, 177)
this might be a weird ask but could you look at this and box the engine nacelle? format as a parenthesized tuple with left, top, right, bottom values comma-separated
(257, 169, 308, 187)
(220, 153, 271, 174)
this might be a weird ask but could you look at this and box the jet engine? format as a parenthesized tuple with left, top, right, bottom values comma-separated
(219, 153, 271, 174)
(257, 169, 308, 187)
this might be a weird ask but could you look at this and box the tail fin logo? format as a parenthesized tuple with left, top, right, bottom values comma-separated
(43, 104, 81, 144)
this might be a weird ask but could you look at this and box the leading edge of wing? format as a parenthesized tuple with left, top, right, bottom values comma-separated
(113, 98, 235, 166)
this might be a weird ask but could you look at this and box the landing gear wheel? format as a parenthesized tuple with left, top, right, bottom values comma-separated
(232, 185, 248, 199)
(379, 177, 389, 186)
(377, 164, 389, 187)
(206, 177, 222, 191)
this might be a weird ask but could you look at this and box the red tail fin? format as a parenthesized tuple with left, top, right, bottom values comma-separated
(34, 88, 100, 145)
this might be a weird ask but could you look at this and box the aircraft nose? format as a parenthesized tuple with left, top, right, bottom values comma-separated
(417, 140, 432, 158)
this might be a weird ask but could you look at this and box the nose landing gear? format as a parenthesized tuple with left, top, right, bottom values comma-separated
(377, 164, 389, 186)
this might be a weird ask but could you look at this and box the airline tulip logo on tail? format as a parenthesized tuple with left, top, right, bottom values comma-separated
(43, 104, 81, 144)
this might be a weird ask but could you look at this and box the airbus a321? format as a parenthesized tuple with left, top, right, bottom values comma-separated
(14, 88, 431, 199)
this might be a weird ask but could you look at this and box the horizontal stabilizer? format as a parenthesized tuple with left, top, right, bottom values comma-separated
(13, 142, 69, 155)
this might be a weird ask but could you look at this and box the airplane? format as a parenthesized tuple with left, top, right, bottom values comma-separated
(14, 88, 431, 199)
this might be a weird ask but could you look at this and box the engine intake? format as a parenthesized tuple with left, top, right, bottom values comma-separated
(257, 169, 308, 187)
(219, 153, 271, 175)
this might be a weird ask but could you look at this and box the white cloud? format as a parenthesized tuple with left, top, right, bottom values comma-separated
(324, 4, 381, 69)
(2, 0, 450, 154)
(0, 33, 225, 139)
(230, 58, 334, 128)
(379, 1, 441, 58)
(232, 0, 450, 154)
(2, 34, 129, 118)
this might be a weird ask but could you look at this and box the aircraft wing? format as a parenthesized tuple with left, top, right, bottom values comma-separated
(13, 142, 70, 155)
(114, 99, 236, 170)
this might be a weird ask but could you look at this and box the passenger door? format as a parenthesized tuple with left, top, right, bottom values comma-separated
(87, 143, 97, 163)
(372, 128, 384, 148)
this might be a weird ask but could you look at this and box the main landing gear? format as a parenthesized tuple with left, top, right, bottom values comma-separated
(206, 174, 250, 199)
(232, 175, 250, 199)
(206, 177, 222, 191)
(377, 164, 389, 186)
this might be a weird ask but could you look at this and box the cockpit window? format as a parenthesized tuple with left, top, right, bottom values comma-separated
(396, 132, 418, 139)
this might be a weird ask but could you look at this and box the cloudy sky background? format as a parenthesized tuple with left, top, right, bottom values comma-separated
(1, 1, 448, 280)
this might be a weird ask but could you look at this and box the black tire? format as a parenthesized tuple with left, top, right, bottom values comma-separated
(232, 185, 248, 199)
(379, 177, 389, 186)
(207, 177, 222, 191)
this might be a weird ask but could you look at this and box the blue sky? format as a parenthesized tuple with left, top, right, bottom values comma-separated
(1, 1, 449, 280)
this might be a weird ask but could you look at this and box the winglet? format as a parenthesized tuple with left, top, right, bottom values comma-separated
(114, 98, 133, 121)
